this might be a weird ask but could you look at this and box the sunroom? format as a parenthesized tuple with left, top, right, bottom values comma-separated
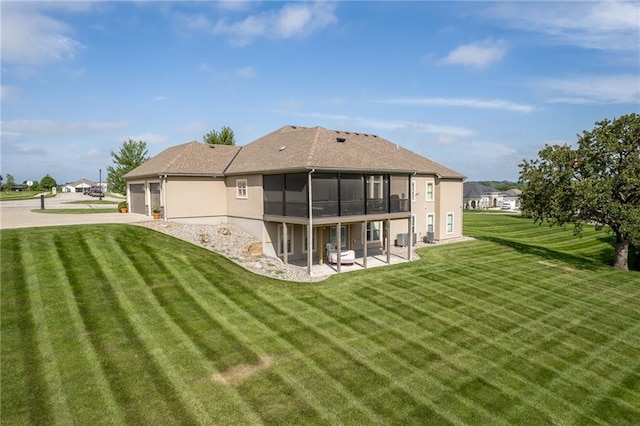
(262, 171, 415, 275)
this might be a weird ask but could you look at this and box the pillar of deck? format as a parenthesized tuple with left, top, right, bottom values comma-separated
(407, 215, 412, 261)
(362, 220, 368, 269)
(386, 218, 391, 265)
(336, 222, 342, 273)
(283, 222, 288, 264)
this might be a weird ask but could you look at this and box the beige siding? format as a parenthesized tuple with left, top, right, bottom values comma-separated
(165, 177, 227, 218)
(410, 175, 437, 241)
(435, 178, 463, 240)
(226, 175, 264, 219)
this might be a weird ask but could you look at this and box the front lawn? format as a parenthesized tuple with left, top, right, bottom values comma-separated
(1, 217, 638, 424)
(30, 208, 119, 214)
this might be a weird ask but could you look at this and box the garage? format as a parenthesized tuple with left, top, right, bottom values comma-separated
(129, 184, 146, 214)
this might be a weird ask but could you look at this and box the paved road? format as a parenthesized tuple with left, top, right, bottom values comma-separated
(0, 192, 151, 229)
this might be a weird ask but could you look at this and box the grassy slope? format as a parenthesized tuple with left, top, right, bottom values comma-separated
(1, 217, 638, 425)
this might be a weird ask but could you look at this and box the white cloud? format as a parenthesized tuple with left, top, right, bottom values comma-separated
(119, 133, 168, 145)
(383, 97, 535, 113)
(486, 1, 640, 51)
(1, 3, 84, 66)
(236, 66, 255, 78)
(439, 38, 507, 68)
(1, 119, 128, 135)
(280, 111, 475, 138)
(152, 96, 167, 101)
(536, 74, 640, 104)
(178, 1, 337, 47)
(0, 86, 18, 101)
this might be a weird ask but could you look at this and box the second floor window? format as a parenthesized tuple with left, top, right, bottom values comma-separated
(236, 179, 248, 199)
(368, 175, 383, 199)
(426, 182, 434, 201)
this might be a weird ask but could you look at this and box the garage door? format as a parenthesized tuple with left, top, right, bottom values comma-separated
(130, 184, 146, 214)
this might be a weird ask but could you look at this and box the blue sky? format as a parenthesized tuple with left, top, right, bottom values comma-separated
(2, 1, 638, 185)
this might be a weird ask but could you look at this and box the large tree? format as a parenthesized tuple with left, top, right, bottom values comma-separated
(203, 126, 235, 145)
(40, 174, 57, 189)
(107, 139, 149, 195)
(519, 113, 640, 271)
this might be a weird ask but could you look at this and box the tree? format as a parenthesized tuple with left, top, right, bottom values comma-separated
(519, 113, 640, 271)
(203, 126, 235, 145)
(40, 174, 57, 189)
(107, 139, 149, 195)
(5, 173, 16, 191)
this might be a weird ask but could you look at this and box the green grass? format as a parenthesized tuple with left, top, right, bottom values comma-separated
(63, 200, 119, 205)
(30, 208, 119, 214)
(0, 192, 53, 201)
(1, 216, 639, 425)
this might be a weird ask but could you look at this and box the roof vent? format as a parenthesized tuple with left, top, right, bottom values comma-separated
(336, 137, 346, 143)
(279, 145, 286, 151)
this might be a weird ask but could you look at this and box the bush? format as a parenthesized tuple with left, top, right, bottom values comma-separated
(117, 201, 128, 210)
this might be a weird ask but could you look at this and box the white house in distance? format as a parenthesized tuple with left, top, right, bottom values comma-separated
(62, 178, 95, 193)
(124, 125, 466, 274)
(463, 182, 521, 210)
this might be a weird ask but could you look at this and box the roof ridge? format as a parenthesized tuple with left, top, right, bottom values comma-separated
(305, 126, 322, 168)
(165, 141, 198, 171)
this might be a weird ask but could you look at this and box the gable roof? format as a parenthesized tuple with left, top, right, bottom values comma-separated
(65, 178, 95, 187)
(124, 141, 241, 179)
(463, 182, 503, 199)
(225, 125, 464, 178)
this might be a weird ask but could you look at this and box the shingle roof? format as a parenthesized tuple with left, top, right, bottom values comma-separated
(124, 141, 241, 179)
(66, 178, 95, 187)
(225, 125, 465, 178)
(463, 182, 502, 198)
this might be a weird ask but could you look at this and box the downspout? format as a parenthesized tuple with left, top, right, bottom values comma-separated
(307, 169, 315, 276)
(408, 172, 416, 261)
(161, 175, 168, 223)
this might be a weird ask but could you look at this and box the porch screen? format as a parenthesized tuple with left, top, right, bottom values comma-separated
(285, 173, 308, 217)
(312, 173, 338, 217)
(340, 174, 365, 216)
(263, 174, 284, 215)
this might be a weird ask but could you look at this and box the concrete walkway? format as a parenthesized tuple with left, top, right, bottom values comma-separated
(0, 192, 151, 230)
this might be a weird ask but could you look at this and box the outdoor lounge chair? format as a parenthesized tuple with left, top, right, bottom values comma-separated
(326, 244, 356, 265)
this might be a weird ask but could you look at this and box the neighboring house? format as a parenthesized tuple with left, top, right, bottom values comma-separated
(502, 188, 522, 210)
(62, 178, 95, 193)
(463, 182, 521, 210)
(124, 125, 465, 273)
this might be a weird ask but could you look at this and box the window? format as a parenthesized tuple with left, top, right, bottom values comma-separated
(368, 175, 383, 199)
(427, 214, 435, 233)
(302, 226, 317, 253)
(330, 225, 348, 250)
(366, 221, 381, 242)
(426, 182, 434, 201)
(411, 214, 416, 235)
(236, 179, 248, 199)
(277, 224, 293, 255)
(446, 213, 454, 234)
(411, 181, 416, 202)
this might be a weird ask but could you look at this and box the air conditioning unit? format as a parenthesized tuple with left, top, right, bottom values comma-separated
(424, 231, 435, 244)
(396, 233, 417, 247)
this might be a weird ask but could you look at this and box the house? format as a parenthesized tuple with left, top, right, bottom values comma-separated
(463, 182, 521, 210)
(62, 178, 95, 193)
(124, 125, 465, 274)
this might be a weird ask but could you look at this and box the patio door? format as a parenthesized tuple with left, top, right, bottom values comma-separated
(330, 225, 349, 250)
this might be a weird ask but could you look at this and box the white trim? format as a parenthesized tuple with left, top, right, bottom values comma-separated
(302, 226, 317, 253)
(277, 224, 293, 255)
(446, 212, 454, 234)
(366, 221, 381, 242)
(411, 181, 416, 202)
(236, 179, 248, 199)
(426, 213, 435, 233)
(426, 182, 434, 202)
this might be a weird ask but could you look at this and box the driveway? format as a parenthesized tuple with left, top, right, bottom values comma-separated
(0, 192, 151, 230)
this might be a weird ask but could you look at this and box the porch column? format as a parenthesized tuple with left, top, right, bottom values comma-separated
(386, 218, 391, 265)
(283, 222, 288, 264)
(336, 222, 342, 273)
(307, 170, 314, 276)
(362, 220, 368, 269)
